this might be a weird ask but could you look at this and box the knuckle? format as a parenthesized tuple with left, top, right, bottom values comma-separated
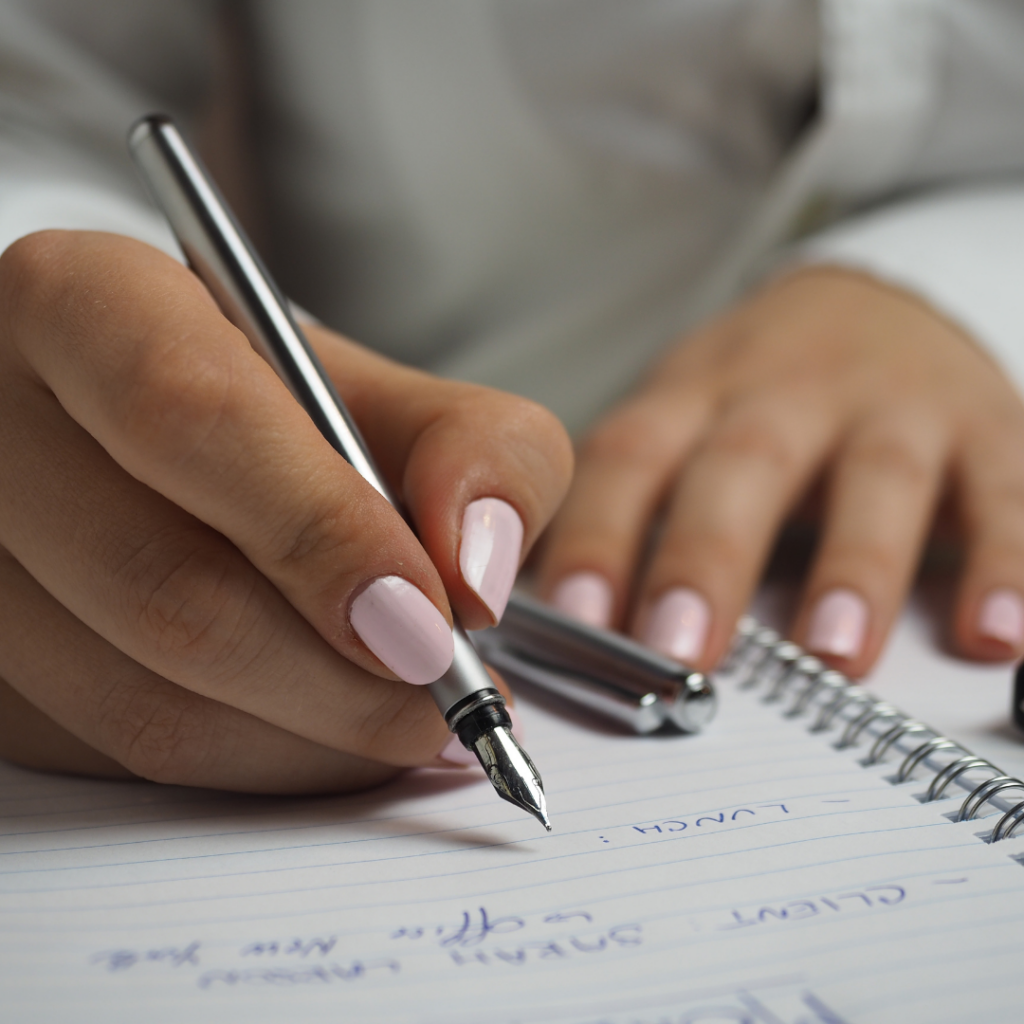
(350, 685, 439, 765)
(117, 528, 261, 676)
(102, 683, 214, 784)
(268, 501, 363, 573)
(844, 434, 932, 488)
(0, 231, 76, 330)
(967, 477, 1024, 538)
(582, 403, 678, 470)
(983, 476, 1024, 510)
(497, 395, 575, 496)
(511, 396, 573, 463)
(690, 528, 752, 572)
(110, 333, 239, 464)
(664, 527, 750, 575)
(706, 416, 802, 477)
(464, 389, 572, 457)
(823, 540, 900, 581)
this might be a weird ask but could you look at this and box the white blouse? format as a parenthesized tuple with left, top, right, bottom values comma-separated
(1, 0, 1023, 431)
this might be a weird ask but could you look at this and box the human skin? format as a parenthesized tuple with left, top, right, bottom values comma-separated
(539, 266, 1024, 678)
(3, 234, 1023, 793)
(0, 230, 573, 792)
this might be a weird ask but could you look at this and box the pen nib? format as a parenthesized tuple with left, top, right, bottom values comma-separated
(471, 725, 551, 831)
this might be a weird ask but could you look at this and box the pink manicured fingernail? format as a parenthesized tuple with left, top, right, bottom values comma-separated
(642, 587, 710, 663)
(350, 576, 454, 685)
(438, 733, 479, 767)
(551, 571, 614, 628)
(459, 498, 524, 622)
(807, 588, 868, 659)
(978, 588, 1024, 647)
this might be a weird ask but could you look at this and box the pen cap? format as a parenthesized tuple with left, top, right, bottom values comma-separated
(490, 592, 716, 732)
(473, 632, 668, 735)
(499, 593, 697, 690)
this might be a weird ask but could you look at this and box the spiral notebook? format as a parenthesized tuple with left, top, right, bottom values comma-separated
(3, 598, 1024, 1024)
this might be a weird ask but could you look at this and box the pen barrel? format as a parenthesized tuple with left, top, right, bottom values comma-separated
(128, 114, 493, 718)
(128, 115, 394, 505)
(429, 627, 504, 715)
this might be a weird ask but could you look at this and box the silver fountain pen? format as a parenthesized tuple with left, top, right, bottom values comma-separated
(128, 114, 550, 831)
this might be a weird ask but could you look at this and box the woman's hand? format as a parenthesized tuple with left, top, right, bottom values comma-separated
(538, 266, 1024, 677)
(0, 230, 572, 791)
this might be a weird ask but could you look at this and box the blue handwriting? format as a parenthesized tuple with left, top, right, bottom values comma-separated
(198, 959, 399, 988)
(90, 942, 200, 972)
(629, 804, 789, 838)
(721, 884, 906, 930)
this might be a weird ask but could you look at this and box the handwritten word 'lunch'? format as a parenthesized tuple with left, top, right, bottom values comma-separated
(628, 804, 790, 839)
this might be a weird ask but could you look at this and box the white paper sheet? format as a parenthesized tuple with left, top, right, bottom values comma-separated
(4, 597, 1024, 1024)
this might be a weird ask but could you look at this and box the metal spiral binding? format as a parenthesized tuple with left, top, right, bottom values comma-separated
(719, 618, 1024, 843)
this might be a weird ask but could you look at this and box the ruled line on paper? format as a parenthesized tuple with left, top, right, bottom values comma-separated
(0, 727, 892, 827)
(0, 821, 974, 930)
(0, 784, 950, 877)
(2, 846, 1005, 950)
(4, 626, 1024, 1024)
(0, 727, 827, 817)
(0, 756, 860, 836)
(0, 771, 893, 863)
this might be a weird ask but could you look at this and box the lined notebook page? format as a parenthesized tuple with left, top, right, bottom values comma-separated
(4, 617, 1024, 1024)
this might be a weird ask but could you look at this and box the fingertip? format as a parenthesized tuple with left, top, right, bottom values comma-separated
(978, 587, 1024, 645)
(804, 588, 869, 661)
(349, 576, 455, 685)
(957, 587, 1024, 662)
(795, 587, 883, 678)
(637, 587, 711, 666)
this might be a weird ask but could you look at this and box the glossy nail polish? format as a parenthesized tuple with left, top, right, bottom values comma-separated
(350, 576, 454, 685)
(806, 588, 868, 659)
(551, 571, 614, 629)
(978, 588, 1024, 647)
(642, 587, 710, 663)
(459, 497, 524, 622)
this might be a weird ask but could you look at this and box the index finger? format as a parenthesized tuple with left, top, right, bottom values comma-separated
(2, 231, 454, 683)
(315, 328, 573, 628)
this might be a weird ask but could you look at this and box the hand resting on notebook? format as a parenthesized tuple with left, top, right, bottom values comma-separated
(0, 231, 571, 791)
(539, 267, 1024, 679)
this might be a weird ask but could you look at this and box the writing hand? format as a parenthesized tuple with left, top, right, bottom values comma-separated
(538, 266, 1024, 676)
(0, 231, 571, 790)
